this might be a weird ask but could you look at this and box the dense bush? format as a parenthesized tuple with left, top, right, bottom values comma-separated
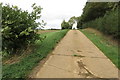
(82, 8, 119, 39)
(1, 3, 43, 55)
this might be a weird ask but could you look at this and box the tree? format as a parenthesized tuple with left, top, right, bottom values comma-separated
(77, 16, 83, 29)
(67, 16, 78, 29)
(81, 2, 114, 23)
(61, 20, 71, 29)
(77, 2, 118, 29)
(77, 2, 119, 39)
(68, 16, 76, 26)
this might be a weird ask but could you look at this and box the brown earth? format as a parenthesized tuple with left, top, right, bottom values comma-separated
(33, 30, 118, 78)
(37, 30, 59, 34)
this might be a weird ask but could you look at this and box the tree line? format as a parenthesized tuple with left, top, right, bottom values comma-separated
(77, 2, 120, 40)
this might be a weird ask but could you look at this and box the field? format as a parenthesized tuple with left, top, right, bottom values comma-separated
(2, 30, 68, 79)
(37, 30, 60, 34)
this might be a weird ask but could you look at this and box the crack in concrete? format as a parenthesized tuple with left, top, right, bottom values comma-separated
(47, 64, 73, 73)
(52, 53, 107, 59)
(52, 54, 72, 57)
(50, 52, 106, 78)
(52, 53, 85, 58)
(88, 56, 107, 59)
(46, 61, 100, 78)
(47, 63, 96, 77)
(77, 60, 100, 78)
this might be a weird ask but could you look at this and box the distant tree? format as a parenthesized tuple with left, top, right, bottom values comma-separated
(68, 16, 76, 26)
(61, 20, 71, 29)
(61, 16, 81, 29)
(68, 16, 78, 29)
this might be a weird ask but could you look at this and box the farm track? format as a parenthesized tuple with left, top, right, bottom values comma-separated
(34, 30, 118, 78)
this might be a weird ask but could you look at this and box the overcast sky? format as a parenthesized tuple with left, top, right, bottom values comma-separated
(1, 0, 88, 29)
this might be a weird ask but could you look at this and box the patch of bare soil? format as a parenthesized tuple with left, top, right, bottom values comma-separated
(37, 30, 59, 34)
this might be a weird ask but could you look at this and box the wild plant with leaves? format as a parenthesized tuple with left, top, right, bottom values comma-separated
(1, 3, 44, 55)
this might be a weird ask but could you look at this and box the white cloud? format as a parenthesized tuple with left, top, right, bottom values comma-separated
(1, 0, 88, 29)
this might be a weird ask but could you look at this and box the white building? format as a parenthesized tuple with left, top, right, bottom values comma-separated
(72, 21, 77, 29)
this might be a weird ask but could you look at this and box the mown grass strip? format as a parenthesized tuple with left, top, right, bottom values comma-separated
(2, 30, 69, 79)
(80, 29, 119, 69)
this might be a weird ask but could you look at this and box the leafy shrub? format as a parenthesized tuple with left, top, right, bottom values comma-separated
(1, 3, 43, 55)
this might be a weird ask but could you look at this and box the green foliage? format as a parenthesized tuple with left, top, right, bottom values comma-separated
(77, 16, 83, 29)
(2, 30, 68, 79)
(61, 16, 78, 29)
(82, 2, 104, 22)
(2, 3, 43, 55)
(68, 16, 78, 26)
(61, 20, 71, 29)
(82, 8, 119, 39)
(81, 2, 117, 23)
(81, 29, 119, 69)
(77, 2, 119, 40)
(77, 2, 118, 26)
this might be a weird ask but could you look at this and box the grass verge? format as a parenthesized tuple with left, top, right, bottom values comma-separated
(2, 29, 68, 79)
(80, 28, 119, 69)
